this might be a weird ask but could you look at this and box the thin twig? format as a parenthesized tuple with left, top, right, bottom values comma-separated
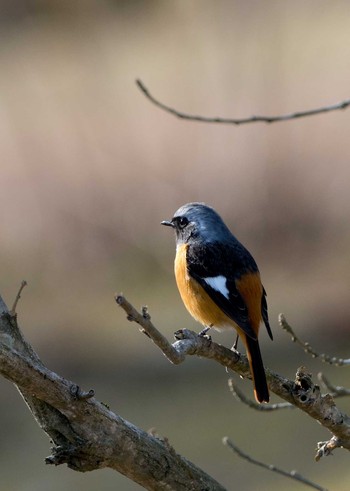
(115, 294, 187, 364)
(223, 438, 329, 491)
(136, 79, 350, 125)
(10, 280, 27, 315)
(318, 373, 350, 398)
(279, 314, 350, 366)
(228, 378, 293, 411)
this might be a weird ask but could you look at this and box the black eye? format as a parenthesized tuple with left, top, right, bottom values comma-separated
(177, 216, 189, 229)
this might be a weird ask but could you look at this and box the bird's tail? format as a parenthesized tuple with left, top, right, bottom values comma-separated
(244, 335, 269, 403)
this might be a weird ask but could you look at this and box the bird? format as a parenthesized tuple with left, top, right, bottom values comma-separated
(161, 202, 273, 403)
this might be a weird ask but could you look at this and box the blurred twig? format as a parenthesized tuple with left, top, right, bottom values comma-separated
(228, 378, 293, 411)
(318, 373, 350, 398)
(279, 314, 350, 366)
(223, 438, 329, 491)
(136, 79, 350, 125)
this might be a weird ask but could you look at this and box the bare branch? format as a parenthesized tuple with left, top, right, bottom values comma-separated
(0, 293, 227, 491)
(279, 314, 350, 366)
(223, 438, 328, 491)
(136, 79, 350, 125)
(228, 378, 293, 411)
(116, 294, 350, 458)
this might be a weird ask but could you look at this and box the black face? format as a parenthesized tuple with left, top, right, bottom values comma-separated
(161, 214, 194, 243)
(172, 216, 189, 230)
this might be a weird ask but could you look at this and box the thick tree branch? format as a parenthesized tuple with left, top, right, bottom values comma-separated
(116, 294, 350, 459)
(136, 79, 350, 125)
(0, 292, 226, 491)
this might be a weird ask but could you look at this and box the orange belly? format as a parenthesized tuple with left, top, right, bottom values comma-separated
(174, 244, 237, 331)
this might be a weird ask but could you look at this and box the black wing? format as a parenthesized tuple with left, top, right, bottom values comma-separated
(262, 287, 273, 340)
(187, 240, 259, 340)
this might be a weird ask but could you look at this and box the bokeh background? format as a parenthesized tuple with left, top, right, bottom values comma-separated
(1, 1, 350, 490)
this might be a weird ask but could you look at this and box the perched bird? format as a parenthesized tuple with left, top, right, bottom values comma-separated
(161, 202, 273, 403)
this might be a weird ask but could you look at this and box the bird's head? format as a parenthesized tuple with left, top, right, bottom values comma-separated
(161, 202, 231, 245)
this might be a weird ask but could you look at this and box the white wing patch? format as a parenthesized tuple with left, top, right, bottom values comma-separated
(204, 275, 230, 299)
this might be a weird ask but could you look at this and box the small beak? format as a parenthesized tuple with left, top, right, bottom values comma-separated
(161, 220, 174, 228)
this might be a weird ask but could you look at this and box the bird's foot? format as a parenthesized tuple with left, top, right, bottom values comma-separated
(198, 326, 210, 336)
(198, 326, 212, 341)
(231, 333, 239, 351)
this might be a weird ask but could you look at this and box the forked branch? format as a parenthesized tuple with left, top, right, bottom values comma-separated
(1, 284, 349, 491)
(116, 294, 350, 459)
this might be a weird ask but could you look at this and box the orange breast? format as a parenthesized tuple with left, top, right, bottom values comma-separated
(174, 244, 264, 339)
(174, 244, 239, 331)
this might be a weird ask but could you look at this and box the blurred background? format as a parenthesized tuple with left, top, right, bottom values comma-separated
(0, 1, 350, 490)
